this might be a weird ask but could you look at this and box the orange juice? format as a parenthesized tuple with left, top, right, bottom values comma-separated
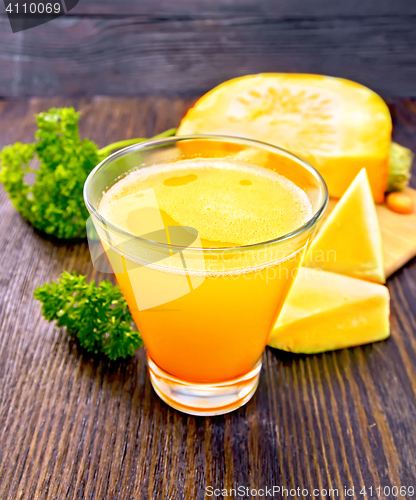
(98, 158, 313, 383)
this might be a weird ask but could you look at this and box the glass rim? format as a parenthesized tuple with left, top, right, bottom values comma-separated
(83, 134, 329, 252)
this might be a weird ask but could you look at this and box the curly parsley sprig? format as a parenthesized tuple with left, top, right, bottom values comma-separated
(34, 271, 142, 360)
(0, 107, 176, 239)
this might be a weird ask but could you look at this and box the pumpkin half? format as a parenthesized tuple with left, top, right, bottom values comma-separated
(177, 73, 392, 202)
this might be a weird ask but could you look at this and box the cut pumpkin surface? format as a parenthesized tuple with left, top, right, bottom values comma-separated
(177, 73, 392, 202)
(268, 268, 390, 354)
(304, 169, 385, 283)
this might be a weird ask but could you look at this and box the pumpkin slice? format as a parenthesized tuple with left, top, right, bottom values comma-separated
(304, 169, 385, 283)
(268, 267, 390, 354)
(177, 73, 392, 202)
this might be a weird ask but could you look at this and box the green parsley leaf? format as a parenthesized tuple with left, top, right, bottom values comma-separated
(34, 271, 142, 360)
(0, 107, 176, 239)
(1, 108, 99, 239)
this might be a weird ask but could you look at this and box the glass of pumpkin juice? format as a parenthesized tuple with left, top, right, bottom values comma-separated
(84, 135, 328, 415)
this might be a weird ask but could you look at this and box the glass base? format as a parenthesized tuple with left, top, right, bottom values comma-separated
(148, 356, 262, 416)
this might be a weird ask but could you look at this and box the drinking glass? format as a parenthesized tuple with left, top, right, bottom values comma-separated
(84, 135, 328, 415)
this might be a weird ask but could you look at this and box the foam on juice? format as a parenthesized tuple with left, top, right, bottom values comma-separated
(99, 158, 313, 248)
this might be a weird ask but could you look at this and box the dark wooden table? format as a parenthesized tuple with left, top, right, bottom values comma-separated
(2, 2, 416, 99)
(0, 97, 415, 500)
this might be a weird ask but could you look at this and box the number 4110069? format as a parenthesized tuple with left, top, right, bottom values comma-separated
(6, 3, 62, 14)
(360, 486, 414, 497)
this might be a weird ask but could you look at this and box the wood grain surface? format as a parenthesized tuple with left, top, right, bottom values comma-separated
(1, 1, 416, 98)
(0, 97, 415, 500)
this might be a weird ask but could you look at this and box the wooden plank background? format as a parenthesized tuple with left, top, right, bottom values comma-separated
(0, 96, 415, 499)
(1, 0, 416, 98)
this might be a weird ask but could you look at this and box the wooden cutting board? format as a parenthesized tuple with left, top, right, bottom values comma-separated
(325, 187, 416, 278)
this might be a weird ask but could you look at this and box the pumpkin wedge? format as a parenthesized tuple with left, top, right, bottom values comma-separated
(177, 73, 392, 202)
(304, 169, 385, 283)
(268, 267, 390, 354)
